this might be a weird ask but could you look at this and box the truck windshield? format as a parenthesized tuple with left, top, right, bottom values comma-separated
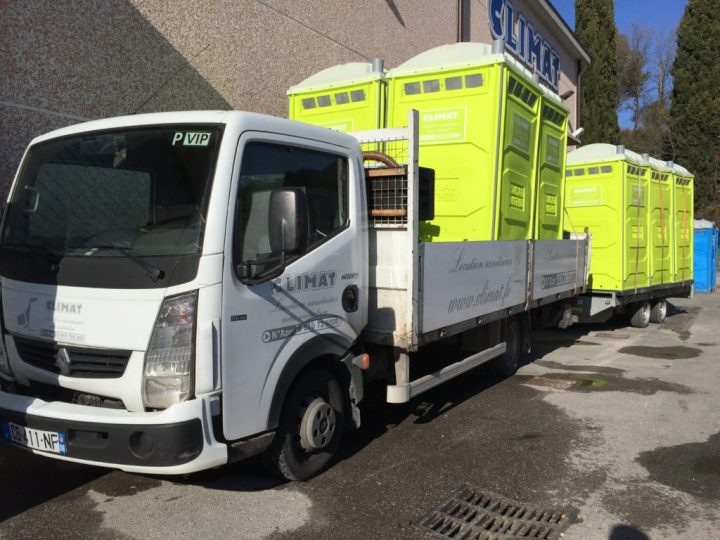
(0, 125, 223, 288)
(3, 125, 222, 257)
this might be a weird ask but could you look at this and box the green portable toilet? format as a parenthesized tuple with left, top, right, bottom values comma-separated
(648, 157, 674, 286)
(288, 59, 387, 132)
(387, 42, 542, 242)
(670, 162, 694, 284)
(564, 144, 650, 292)
(536, 86, 569, 240)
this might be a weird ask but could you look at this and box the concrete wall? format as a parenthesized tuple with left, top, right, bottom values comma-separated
(0, 0, 583, 195)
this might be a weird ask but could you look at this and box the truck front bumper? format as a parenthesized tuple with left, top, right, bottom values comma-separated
(0, 391, 228, 475)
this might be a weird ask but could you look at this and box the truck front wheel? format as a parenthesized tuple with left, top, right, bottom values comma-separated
(263, 368, 346, 481)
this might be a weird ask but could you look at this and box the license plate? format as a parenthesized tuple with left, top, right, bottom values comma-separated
(1, 421, 67, 455)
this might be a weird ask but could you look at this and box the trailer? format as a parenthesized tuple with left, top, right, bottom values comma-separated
(564, 144, 693, 327)
(0, 109, 588, 481)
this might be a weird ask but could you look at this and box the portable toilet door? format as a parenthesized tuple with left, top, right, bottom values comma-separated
(693, 221, 715, 292)
(288, 60, 386, 132)
(648, 157, 674, 286)
(623, 150, 651, 292)
(386, 42, 541, 242)
(713, 226, 719, 291)
(534, 88, 569, 240)
(671, 162, 694, 285)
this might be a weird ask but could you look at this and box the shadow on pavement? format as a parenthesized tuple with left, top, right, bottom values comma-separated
(609, 524, 650, 540)
(0, 444, 107, 522)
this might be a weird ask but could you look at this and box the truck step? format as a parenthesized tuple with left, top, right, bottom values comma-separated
(386, 343, 506, 403)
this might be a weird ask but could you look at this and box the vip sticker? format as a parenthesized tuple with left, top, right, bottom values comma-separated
(172, 132, 211, 146)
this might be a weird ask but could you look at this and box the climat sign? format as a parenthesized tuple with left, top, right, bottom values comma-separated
(488, 0, 561, 92)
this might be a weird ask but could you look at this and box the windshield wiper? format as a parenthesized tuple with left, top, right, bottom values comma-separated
(88, 244, 166, 283)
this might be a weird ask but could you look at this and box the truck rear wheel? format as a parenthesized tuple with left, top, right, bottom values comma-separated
(263, 368, 346, 481)
(629, 301, 651, 328)
(650, 299, 668, 323)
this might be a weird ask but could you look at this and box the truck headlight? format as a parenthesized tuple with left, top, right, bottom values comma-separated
(143, 292, 197, 409)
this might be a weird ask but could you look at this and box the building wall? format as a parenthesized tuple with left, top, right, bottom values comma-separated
(0, 0, 583, 195)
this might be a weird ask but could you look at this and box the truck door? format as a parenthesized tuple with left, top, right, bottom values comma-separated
(221, 133, 365, 440)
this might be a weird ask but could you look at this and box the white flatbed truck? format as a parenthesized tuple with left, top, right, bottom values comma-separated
(0, 110, 588, 480)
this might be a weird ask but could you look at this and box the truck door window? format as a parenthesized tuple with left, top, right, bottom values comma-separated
(234, 142, 348, 276)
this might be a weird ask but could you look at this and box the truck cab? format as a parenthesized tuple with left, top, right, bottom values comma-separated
(0, 111, 369, 479)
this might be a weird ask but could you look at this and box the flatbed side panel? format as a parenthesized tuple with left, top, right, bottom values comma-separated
(419, 240, 528, 333)
(531, 239, 588, 301)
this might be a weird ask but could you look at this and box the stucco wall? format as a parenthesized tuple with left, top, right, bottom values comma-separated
(0, 0, 583, 195)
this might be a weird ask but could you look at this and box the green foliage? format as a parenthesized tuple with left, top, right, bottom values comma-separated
(671, 0, 720, 215)
(575, 0, 620, 144)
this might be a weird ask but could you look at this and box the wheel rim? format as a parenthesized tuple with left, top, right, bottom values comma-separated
(641, 303, 650, 323)
(658, 301, 667, 320)
(299, 397, 336, 451)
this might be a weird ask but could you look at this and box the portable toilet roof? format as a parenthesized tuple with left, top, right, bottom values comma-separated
(567, 143, 647, 166)
(287, 60, 388, 132)
(287, 62, 385, 94)
(695, 219, 715, 228)
(648, 156, 673, 172)
(389, 42, 546, 88)
(671, 162, 694, 177)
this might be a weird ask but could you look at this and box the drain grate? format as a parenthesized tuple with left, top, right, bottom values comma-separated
(420, 484, 570, 540)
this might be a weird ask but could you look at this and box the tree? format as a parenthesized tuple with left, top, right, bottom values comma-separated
(575, 0, 620, 144)
(671, 0, 720, 215)
(617, 24, 651, 130)
(618, 25, 676, 159)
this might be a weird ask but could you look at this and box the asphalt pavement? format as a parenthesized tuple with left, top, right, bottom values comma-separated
(1, 291, 719, 539)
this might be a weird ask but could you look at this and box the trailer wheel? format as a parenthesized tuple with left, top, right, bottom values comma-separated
(650, 299, 668, 323)
(493, 318, 522, 376)
(263, 368, 345, 481)
(629, 301, 651, 328)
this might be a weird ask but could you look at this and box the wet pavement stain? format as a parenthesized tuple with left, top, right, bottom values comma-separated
(618, 345, 701, 360)
(638, 433, 720, 501)
(661, 306, 699, 341)
(601, 481, 690, 532)
(518, 373, 693, 395)
(89, 472, 162, 498)
(275, 375, 597, 540)
(536, 360, 625, 375)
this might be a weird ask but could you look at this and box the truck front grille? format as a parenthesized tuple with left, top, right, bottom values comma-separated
(12, 335, 131, 378)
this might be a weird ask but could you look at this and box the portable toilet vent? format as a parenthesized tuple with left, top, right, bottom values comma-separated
(670, 162, 694, 285)
(387, 42, 547, 242)
(287, 59, 387, 133)
(564, 144, 650, 293)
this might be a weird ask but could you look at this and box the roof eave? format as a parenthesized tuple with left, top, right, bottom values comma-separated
(538, 0, 591, 65)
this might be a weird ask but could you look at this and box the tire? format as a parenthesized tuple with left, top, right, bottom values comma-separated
(629, 301, 651, 328)
(263, 368, 346, 481)
(493, 318, 522, 377)
(649, 299, 667, 324)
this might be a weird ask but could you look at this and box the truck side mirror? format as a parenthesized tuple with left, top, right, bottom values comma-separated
(269, 188, 308, 255)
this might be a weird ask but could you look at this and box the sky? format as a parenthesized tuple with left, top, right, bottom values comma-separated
(550, 0, 688, 128)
